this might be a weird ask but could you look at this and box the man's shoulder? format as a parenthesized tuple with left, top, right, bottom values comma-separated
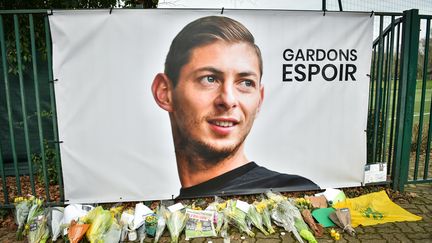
(230, 162, 320, 191)
(177, 162, 320, 199)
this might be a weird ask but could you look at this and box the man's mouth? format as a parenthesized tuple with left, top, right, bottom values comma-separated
(213, 121, 235, 127)
(208, 118, 239, 128)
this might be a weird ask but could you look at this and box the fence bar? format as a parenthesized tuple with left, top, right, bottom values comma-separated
(393, 9, 420, 191)
(372, 15, 385, 163)
(15, 14, 33, 194)
(0, 15, 17, 203)
(30, 14, 47, 198)
(45, 16, 64, 201)
(388, 21, 402, 172)
(377, 32, 390, 161)
(368, 45, 377, 121)
(413, 22, 429, 180)
(382, 17, 396, 163)
(0, 143, 8, 205)
(422, 19, 431, 180)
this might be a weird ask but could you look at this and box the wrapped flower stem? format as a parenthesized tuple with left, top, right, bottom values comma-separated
(301, 209, 324, 237)
(14, 196, 31, 240)
(266, 191, 303, 243)
(28, 213, 49, 243)
(25, 198, 44, 237)
(68, 220, 90, 243)
(294, 217, 317, 243)
(154, 205, 168, 243)
(223, 200, 254, 237)
(205, 196, 226, 235)
(166, 208, 187, 243)
(247, 205, 269, 235)
(254, 200, 275, 234)
(82, 206, 113, 243)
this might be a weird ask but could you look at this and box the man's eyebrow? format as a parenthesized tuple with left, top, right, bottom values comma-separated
(238, 71, 259, 78)
(194, 67, 259, 78)
(194, 67, 223, 76)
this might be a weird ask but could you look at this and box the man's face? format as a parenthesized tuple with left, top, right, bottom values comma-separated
(169, 40, 264, 161)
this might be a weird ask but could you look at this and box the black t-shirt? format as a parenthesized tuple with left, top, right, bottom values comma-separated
(177, 162, 320, 199)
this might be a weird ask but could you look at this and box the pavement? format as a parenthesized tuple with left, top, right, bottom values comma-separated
(0, 183, 430, 243)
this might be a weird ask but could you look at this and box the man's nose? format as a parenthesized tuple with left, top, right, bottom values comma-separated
(214, 83, 237, 110)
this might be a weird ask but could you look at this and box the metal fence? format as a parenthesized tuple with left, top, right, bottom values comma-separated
(0, 9, 431, 208)
(0, 10, 63, 208)
(368, 9, 432, 191)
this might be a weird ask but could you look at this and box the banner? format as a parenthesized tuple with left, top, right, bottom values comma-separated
(49, 9, 373, 203)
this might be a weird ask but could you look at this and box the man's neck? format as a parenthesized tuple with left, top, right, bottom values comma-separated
(176, 149, 249, 188)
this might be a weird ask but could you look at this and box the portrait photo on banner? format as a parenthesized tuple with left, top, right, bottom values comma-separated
(49, 9, 373, 203)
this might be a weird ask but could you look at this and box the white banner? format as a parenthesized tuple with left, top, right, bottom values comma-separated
(49, 9, 373, 203)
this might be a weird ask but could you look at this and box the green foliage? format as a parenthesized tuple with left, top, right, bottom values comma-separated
(31, 140, 59, 185)
(0, 0, 158, 75)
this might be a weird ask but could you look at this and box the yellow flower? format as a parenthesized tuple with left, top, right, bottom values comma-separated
(216, 202, 227, 211)
(334, 232, 340, 240)
(330, 229, 336, 237)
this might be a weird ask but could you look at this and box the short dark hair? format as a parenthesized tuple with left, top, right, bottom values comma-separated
(164, 15, 263, 86)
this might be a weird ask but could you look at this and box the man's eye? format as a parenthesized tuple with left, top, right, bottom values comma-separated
(202, 76, 216, 83)
(240, 80, 255, 87)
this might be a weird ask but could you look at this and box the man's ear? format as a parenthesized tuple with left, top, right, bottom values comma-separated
(257, 84, 264, 114)
(151, 73, 173, 112)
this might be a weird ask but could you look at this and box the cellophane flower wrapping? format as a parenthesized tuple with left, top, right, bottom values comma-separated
(27, 212, 49, 243)
(102, 220, 122, 242)
(166, 208, 187, 243)
(223, 200, 254, 237)
(48, 207, 64, 241)
(266, 191, 303, 243)
(25, 198, 44, 237)
(294, 217, 317, 243)
(247, 203, 269, 235)
(154, 205, 168, 243)
(68, 220, 90, 243)
(14, 196, 31, 240)
(205, 196, 226, 235)
(137, 223, 146, 243)
(82, 206, 113, 243)
(254, 199, 275, 234)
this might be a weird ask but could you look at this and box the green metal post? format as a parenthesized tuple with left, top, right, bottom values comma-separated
(392, 9, 420, 191)
(30, 14, 47, 198)
(44, 16, 64, 201)
(0, 15, 19, 200)
(382, 17, 396, 163)
(0, 143, 8, 204)
(413, 19, 429, 180)
(388, 21, 401, 172)
(15, 14, 33, 195)
(422, 19, 431, 180)
(372, 16, 385, 163)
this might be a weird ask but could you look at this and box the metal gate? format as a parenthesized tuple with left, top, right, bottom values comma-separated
(0, 8, 431, 208)
(368, 9, 432, 191)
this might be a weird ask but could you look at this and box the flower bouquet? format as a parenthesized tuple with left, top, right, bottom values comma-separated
(266, 191, 303, 242)
(68, 219, 90, 243)
(165, 206, 187, 243)
(254, 199, 275, 234)
(154, 205, 168, 243)
(145, 214, 157, 237)
(82, 206, 114, 243)
(247, 204, 269, 235)
(223, 200, 254, 237)
(13, 196, 32, 240)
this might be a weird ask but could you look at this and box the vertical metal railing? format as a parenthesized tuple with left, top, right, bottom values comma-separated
(367, 9, 432, 190)
(0, 10, 63, 207)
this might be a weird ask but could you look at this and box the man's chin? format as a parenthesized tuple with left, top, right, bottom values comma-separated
(193, 142, 240, 165)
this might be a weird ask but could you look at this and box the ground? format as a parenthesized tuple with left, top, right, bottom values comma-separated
(0, 183, 430, 242)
